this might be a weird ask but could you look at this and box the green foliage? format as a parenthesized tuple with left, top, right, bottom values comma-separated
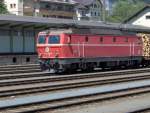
(0, 2, 8, 14)
(106, 0, 145, 23)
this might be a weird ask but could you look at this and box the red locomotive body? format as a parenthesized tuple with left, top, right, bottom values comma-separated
(37, 28, 143, 72)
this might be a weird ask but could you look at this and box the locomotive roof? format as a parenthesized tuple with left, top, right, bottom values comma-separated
(41, 28, 136, 36)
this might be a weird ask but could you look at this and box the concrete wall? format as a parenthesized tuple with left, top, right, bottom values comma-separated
(0, 55, 38, 65)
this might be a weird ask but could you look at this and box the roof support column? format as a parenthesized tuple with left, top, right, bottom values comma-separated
(9, 29, 13, 53)
(22, 28, 25, 53)
(33, 29, 37, 53)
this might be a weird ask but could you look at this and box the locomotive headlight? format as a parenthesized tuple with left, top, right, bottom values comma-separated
(45, 47, 50, 53)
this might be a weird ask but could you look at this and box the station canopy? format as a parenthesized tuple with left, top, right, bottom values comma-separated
(0, 15, 149, 33)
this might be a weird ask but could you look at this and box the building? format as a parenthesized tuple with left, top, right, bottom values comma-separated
(104, 0, 150, 15)
(4, 0, 76, 19)
(4, 0, 24, 15)
(73, 0, 103, 21)
(123, 5, 150, 27)
(37, 0, 76, 19)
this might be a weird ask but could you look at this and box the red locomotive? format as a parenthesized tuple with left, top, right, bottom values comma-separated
(37, 28, 146, 73)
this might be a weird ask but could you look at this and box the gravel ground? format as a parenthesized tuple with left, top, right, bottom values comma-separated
(43, 92, 150, 113)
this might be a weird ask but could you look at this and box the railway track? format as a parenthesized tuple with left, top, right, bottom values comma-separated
(0, 64, 40, 74)
(0, 64, 39, 70)
(1, 67, 150, 80)
(0, 79, 150, 113)
(129, 108, 150, 113)
(0, 67, 150, 112)
(1, 71, 150, 99)
(0, 68, 149, 98)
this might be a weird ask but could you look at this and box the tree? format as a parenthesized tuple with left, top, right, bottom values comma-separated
(106, 0, 145, 23)
(0, 1, 8, 14)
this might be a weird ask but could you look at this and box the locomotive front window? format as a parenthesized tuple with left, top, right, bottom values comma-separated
(48, 35, 60, 44)
(38, 35, 46, 44)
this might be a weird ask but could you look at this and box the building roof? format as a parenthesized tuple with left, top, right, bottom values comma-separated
(73, 0, 99, 6)
(76, 3, 88, 9)
(40, 0, 76, 5)
(123, 5, 150, 23)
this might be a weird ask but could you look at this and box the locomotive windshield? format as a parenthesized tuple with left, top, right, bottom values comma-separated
(48, 35, 60, 44)
(38, 35, 46, 44)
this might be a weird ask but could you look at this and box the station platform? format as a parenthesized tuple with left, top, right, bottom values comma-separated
(0, 54, 38, 65)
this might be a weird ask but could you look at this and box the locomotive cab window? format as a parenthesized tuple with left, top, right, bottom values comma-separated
(48, 35, 60, 44)
(38, 35, 46, 44)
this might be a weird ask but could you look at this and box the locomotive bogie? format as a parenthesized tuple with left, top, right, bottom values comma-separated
(39, 56, 142, 73)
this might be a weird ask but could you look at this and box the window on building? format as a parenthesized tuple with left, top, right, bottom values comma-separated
(82, 11, 85, 15)
(14, 4, 16, 8)
(57, 6, 63, 10)
(113, 37, 116, 42)
(146, 15, 150, 19)
(45, 4, 50, 9)
(91, 12, 93, 16)
(10, 4, 13, 8)
(10, 3, 16, 8)
(95, 12, 97, 16)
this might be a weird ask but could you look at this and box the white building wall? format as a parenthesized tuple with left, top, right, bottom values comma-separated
(127, 8, 150, 27)
(4, 0, 23, 15)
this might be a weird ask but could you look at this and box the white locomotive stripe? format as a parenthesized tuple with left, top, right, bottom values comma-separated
(37, 43, 140, 47)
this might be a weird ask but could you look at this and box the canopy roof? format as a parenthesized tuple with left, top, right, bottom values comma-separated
(0, 15, 149, 33)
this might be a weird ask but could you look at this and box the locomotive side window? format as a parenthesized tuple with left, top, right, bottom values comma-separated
(38, 35, 46, 44)
(48, 35, 60, 44)
(100, 37, 103, 42)
(113, 37, 116, 42)
(125, 37, 128, 42)
(85, 36, 88, 42)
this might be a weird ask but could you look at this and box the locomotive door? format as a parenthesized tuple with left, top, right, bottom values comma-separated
(72, 35, 85, 58)
(129, 43, 135, 56)
(77, 42, 85, 58)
